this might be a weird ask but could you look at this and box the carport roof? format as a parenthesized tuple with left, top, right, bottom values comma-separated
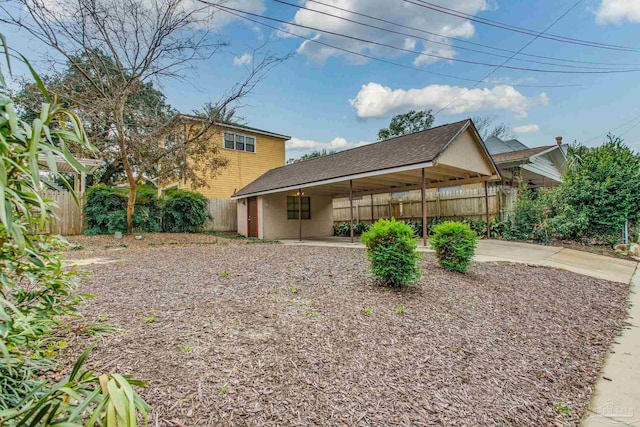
(233, 119, 474, 198)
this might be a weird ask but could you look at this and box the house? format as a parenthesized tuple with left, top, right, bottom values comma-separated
(161, 115, 291, 199)
(231, 119, 501, 240)
(484, 135, 566, 188)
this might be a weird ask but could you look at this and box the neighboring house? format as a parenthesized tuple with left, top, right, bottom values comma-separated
(231, 119, 500, 240)
(382, 134, 565, 196)
(484, 135, 566, 188)
(161, 115, 290, 199)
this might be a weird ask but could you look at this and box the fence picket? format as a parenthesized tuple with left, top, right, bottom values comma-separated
(332, 187, 517, 224)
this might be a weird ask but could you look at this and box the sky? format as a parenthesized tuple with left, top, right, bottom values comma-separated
(4, 0, 640, 160)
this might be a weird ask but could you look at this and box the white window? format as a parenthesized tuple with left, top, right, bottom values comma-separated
(235, 134, 245, 151)
(223, 131, 256, 153)
(224, 132, 235, 149)
(246, 136, 255, 153)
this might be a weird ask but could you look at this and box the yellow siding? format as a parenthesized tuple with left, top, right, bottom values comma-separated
(182, 126, 286, 199)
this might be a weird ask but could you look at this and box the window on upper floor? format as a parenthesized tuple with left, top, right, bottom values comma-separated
(224, 131, 256, 153)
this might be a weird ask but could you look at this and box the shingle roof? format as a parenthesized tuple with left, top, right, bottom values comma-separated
(484, 136, 529, 155)
(178, 114, 290, 140)
(233, 119, 471, 198)
(492, 145, 555, 164)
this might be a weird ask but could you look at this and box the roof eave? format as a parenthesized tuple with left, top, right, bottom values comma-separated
(231, 160, 435, 199)
(177, 114, 291, 140)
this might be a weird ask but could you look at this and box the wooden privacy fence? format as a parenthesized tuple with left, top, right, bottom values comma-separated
(333, 187, 518, 224)
(40, 190, 83, 235)
(205, 198, 237, 232)
(39, 192, 238, 236)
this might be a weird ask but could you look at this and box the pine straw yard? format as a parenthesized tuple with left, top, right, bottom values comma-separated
(62, 234, 628, 426)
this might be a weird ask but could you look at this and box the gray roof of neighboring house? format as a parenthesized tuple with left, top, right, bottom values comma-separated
(233, 119, 472, 198)
(484, 136, 529, 155)
(491, 145, 556, 164)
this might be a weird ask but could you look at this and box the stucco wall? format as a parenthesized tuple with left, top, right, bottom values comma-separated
(259, 193, 333, 240)
(237, 198, 248, 236)
(437, 128, 495, 176)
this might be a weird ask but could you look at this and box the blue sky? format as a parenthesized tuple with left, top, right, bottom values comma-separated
(4, 0, 640, 159)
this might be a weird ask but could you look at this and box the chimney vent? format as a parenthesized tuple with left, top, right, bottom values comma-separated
(555, 136, 563, 146)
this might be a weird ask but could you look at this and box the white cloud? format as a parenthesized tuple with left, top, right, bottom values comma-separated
(40, 0, 266, 29)
(513, 124, 540, 134)
(594, 0, 640, 24)
(349, 82, 549, 119)
(413, 38, 457, 66)
(233, 53, 252, 66)
(282, 0, 491, 65)
(286, 136, 372, 159)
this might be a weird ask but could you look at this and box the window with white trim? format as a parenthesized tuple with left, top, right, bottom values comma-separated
(224, 131, 256, 153)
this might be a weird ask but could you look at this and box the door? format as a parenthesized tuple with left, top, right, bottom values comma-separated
(247, 197, 258, 238)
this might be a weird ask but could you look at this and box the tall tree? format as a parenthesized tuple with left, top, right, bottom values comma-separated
(15, 51, 177, 184)
(2, 0, 285, 232)
(287, 148, 337, 164)
(378, 110, 434, 140)
(472, 115, 516, 141)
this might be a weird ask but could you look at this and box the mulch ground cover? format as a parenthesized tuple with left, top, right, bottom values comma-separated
(62, 234, 629, 426)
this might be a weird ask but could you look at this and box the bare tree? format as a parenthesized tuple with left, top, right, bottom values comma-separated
(472, 115, 517, 141)
(2, 0, 286, 232)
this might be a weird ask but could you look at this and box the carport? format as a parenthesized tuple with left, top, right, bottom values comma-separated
(231, 119, 501, 243)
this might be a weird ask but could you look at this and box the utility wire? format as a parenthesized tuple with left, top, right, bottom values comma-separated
(195, 1, 580, 87)
(295, 0, 640, 68)
(273, 0, 632, 71)
(432, 0, 585, 118)
(203, 2, 639, 74)
(410, 0, 637, 50)
(582, 113, 640, 143)
(406, 0, 640, 52)
(619, 119, 640, 138)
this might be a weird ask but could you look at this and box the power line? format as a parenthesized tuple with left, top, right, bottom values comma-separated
(582, 113, 640, 143)
(410, 0, 637, 51)
(273, 0, 633, 71)
(300, 0, 640, 68)
(196, 1, 582, 88)
(406, 0, 640, 52)
(619, 120, 640, 138)
(432, 0, 585, 117)
(204, 2, 639, 75)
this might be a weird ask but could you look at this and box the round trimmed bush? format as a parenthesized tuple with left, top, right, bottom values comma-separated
(162, 190, 210, 232)
(360, 218, 421, 287)
(430, 221, 477, 273)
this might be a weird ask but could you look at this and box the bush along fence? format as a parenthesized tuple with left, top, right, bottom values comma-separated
(333, 186, 518, 225)
(83, 185, 213, 234)
(42, 187, 238, 235)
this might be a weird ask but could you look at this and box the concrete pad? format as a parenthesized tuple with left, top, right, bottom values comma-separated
(63, 257, 115, 266)
(476, 239, 561, 262)
(583, 266, 640, 427)
(547, 249, 637, 284)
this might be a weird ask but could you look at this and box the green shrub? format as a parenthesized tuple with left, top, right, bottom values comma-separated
(332, 221, 370, 237)
(84, 184, 162, 234)
(361, 219, 421, 287)
(508, 184, 544, 240)
(162, 190, 210, 232)
(430, 221, 477, 273)
(488, 219, 507, 237)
